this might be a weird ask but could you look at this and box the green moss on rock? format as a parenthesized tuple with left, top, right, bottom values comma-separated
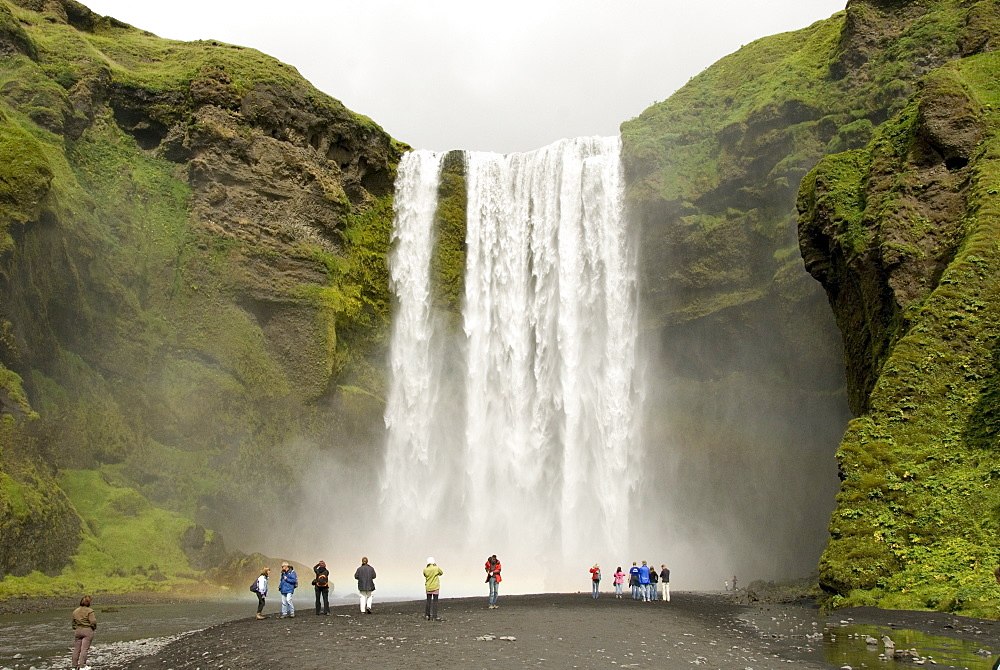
(801, 52, 1000, 614)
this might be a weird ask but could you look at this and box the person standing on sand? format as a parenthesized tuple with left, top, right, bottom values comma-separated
(71, 595, 97, 670)
(486, 555, 502, 609)
(253, 568, 270, 619)
(355, 556, 377, 614)
(660, 565, 671, 601)
(589, 564, 602, 598)
(629, 562, 641, 600)
(639, 561, 651, 601)
(613, 566, 625, 598)
(649, 564, 659, 599)
(279, 562, 298, 618)
(732, 575, 738, 592)
(423, 557, 444, 621)
(312, 560, 330, 615)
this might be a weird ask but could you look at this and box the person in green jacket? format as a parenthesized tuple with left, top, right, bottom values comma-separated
(423, 557, 444, 621)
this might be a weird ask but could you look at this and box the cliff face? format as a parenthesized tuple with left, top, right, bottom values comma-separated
(800, 51, 1000, 613)
(621, 0, 1000, 593)
(0, 0, 400, 593)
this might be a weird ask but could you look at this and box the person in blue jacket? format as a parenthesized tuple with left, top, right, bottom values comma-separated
(638, 561, 651, 601)
(628, 562, 641, 600)
(279, 562, 298, 618)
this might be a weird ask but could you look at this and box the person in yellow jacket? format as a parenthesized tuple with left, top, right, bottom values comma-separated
(423, 557, 444, 621)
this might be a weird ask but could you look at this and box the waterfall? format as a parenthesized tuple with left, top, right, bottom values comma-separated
(381, 137, 641, 591)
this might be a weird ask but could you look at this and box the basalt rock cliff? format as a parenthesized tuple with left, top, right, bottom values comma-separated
(623, 0, 1000, 613)
(0, 0, 400, 595)
(5, 0, 1000, 614)
(800, 42, 1000, 613)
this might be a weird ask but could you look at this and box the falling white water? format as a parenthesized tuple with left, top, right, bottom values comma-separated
(381, 137, 641, 593)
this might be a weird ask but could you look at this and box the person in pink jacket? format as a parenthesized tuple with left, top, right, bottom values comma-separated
(613, 566, 625, 598)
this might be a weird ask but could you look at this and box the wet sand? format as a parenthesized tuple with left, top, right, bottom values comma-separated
(101, 592, 1000, 670)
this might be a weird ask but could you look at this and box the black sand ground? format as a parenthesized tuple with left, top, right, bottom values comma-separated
(103, 592, 1000, 670)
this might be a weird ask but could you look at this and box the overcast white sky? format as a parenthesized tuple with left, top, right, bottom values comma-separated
(81, 0, 846, 153)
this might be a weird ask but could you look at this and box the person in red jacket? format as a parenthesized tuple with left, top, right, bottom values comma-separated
(485, 555, 502, 609)
(589, 564, 602, 598)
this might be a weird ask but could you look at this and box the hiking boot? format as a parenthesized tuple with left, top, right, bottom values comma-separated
(366, 607, 372, 614)
(256, 613, 265, 620)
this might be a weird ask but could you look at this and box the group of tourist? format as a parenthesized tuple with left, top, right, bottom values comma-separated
(68, 552, 675, 667)
(247, 554, 503, 622)
(591, 561, 670, 601)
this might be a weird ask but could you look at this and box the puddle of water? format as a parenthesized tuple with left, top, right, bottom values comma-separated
(824, 624, 997, 669)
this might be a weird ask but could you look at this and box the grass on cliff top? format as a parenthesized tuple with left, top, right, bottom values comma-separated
(5, 0, 382, 131)
(0, 470, 204, 598)
(817, 52, 1000, 617)
(622, 0, 984, 205)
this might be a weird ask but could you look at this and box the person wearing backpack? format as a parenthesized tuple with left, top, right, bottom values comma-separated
(589, 564, 602, 598)
(312, 560, 331, 615)
(251, 567, 270, 620)
(279, 562, 298, 618)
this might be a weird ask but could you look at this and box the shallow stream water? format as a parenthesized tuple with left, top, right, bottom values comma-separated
(739, 605, 998, 669)
(0, 594, 365, 669)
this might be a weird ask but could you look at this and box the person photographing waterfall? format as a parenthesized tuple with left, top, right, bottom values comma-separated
(423, 557, 443, 621)
(589, 564, 602, 598)
(486, 555, 501, 609)
(312, 560, 330, 615)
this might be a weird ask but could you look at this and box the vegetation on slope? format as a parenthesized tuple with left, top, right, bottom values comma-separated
(0, 0, 401, 595)
(800, 52, 1000, 616)
(620, 0, 1000, 592)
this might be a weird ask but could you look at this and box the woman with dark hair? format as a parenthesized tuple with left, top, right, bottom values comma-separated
(485, 555, 501, 609)
(613, 566, 625, 598)
(312, 560, 330, 615)
(71, 595, 97, 669)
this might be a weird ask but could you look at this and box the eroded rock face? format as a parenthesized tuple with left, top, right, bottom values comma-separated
(799, 69, 982, 413)
(0, 0, 401, 581)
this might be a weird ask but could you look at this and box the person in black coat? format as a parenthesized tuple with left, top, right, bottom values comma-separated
(354, 557, 377, 614)
(312, 560, 330, 615)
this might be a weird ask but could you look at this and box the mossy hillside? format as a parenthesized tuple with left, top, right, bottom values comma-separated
(0, 0, 401, 592)
(802, 52, 1000, 615)
(0, 108, 53, 252)
(0, 469, 223, 598)
(623, 0, 996, 335)
(0, 430, 82, 578)
(620, 0, 1000, 588)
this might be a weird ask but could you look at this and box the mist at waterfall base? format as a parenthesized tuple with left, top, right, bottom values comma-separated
(284, 136, 849, 601)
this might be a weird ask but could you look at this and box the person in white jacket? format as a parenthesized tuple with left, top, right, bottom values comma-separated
(254, 567, 270, 620)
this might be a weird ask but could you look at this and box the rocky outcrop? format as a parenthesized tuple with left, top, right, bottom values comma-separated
(800, 68, 982, 413)
(622, 0, 1000, 599)
(798, 47, 1000, 612)
(0, 0, 401, 592)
